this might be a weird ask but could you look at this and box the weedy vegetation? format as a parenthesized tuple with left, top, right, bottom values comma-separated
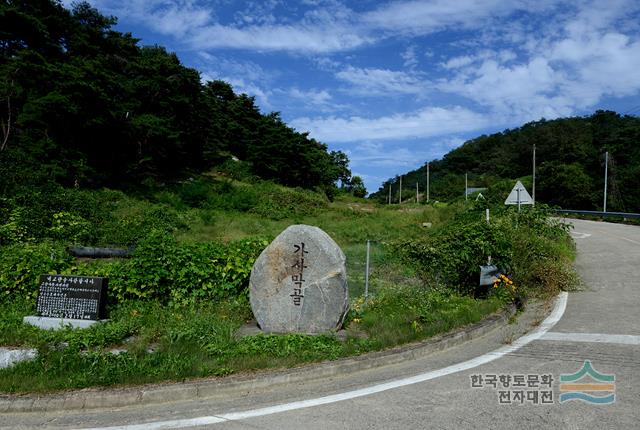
(0, 178, 577, 393)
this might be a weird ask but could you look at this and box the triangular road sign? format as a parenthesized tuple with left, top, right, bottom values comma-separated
(505, 181, 533, 205)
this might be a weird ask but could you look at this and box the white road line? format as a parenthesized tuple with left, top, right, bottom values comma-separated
(621, 236, 640, 245)
(84, 292, 568, 430)
(593, 229, 640, 245)
(541, 332, 640, 345)
(570, 231, 592, 239)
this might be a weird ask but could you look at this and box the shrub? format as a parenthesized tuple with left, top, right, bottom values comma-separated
(48, 211, 92, 244)
(250, 182, 328, 219)
(177, 179, 212, 208)
(393, 217, 512, 294)
(0, 242, 73, 302)
(0, 187, 190, 247)
(392, 205, 576, 297)
(0, 205, 32, 245)
(205, 182, 259, 212)
(67, 232, 268, 305)
(94, 201, 189, 246)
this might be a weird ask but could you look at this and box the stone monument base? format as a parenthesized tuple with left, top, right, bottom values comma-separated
(23, 316, 109, 330)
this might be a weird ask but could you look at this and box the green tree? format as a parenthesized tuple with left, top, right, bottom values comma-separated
(349, 176, 367, 198)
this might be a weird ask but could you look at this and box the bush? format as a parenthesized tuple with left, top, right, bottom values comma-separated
(196, 180, 327, 217)
(0, 242, 73, 302)
(93, 199, 189, 246)
(48, 211, 92, 244)
(205, 182, 259, 212)
(250, 182, 328, 219)
(0, 204, 32, 245)
(0, 187, 189, 247)
(66, 231, 269, 305)
(176, 179, 212, 208)
(215, 159, 257, 182)
(393, 216, 512, 295)
(392, 205, 577, 297)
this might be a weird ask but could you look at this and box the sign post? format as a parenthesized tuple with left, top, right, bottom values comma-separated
(505, 181, 533, 211)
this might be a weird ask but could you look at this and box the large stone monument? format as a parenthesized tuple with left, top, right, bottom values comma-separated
(249, 224, 349, 334)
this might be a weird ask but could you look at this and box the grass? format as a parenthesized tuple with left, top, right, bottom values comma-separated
(175, 194, 463, 298)
(0, 179, 573, 393)
(0, 189, 503, 393)
(0, 289, 503, 393)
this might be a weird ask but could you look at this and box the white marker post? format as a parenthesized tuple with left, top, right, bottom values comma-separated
(364, 240, 370, 301)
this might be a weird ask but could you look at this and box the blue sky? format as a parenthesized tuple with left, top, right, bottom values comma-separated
(74, 1, 640, 194)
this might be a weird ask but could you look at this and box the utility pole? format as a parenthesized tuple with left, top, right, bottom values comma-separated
(532, 144, 536, 206)
(388, 182, 391, 205)
(416, 181, 419, 203)
(364, 240, 370, 301)
(426, 162, 430, 202)
(399, 176, 402, 204)
(604, 151, 609, 212)
(465, 173, 468, 201)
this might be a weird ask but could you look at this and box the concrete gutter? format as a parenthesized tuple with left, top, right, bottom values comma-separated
(0, 305, 519, 413)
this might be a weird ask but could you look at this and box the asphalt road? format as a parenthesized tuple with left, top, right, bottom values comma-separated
(4, 218, 639, 429)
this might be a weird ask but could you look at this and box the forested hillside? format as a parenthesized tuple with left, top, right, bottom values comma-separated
(0, 0, 351, 195)
(370, 111, 640, 212)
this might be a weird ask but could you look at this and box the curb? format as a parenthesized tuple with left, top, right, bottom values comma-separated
(0, 306, 516, 413)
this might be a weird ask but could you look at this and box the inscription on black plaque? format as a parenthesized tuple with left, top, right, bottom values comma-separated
(36, 275, 108, 320)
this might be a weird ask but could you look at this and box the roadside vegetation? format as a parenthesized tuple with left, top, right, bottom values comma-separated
(0, 174, 577, 393)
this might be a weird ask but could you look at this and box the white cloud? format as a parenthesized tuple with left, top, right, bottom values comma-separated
(187, 23, 370, 53)
(291, 106, 490, 143)
(289, 88, 331, 104)
(198, 55, 276, 83)
(88, 0, 370, 53)
(440, 57, 571, 119)
(440, 50, 516, 70)
(87, 0, 564, 54)
(335, 66, 429, 96)
(401, 45, 419, 69)
(89, 0, 212, 37)
(436, 1, 640, 122)
(362, 0, 559, 37)
(345, 137, 467, 193)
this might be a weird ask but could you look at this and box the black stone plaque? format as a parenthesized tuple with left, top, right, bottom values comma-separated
(36, 275, 108, 320)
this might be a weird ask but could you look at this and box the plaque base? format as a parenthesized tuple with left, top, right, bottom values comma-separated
(23, 316, 109, 330)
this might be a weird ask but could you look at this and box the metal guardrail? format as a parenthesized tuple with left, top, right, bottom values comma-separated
(553, 209, 640, 219)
